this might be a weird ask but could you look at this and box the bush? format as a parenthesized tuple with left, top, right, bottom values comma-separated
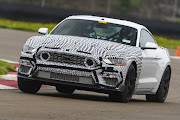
(0, 60, 16, 75)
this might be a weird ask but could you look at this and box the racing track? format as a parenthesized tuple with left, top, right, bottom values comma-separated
(0, 28, 179, 120)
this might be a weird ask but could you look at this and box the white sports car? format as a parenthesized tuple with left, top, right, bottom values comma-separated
(18, 15, 171, 103)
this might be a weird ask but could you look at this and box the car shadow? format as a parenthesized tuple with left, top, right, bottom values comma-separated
(33, 90, 147, 103)
(16, 89, 174, 104)
(37, 92, 111, 102)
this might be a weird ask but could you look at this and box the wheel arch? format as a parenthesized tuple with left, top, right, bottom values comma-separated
(167, 65, 171, 74)
(121, 60, 138, 85)
(162, 62, 171, 80)
(162, 64, 172, 81)
(131, 61, 137, 79)
(152, 62, 171, 93)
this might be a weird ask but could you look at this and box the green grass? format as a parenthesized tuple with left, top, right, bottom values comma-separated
(154, 36, 180, 49)
(0, 18, 180, 49)
(0, 60, 16, 75)
(0, 18, 56, 32)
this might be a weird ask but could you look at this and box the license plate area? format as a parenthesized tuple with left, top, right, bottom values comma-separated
(37, 71, 93, 84)
(79, 77, 93, 84)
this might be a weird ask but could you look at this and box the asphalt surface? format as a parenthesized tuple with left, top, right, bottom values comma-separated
(0, 28, 38, 61)
(0, 28, 180, 120)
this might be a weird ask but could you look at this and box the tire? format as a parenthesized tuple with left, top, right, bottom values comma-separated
(146, 66, 171, 103)
(18, 77, 41, 94)
(56, 85, 75, 94)
(109, 64, 136, 103)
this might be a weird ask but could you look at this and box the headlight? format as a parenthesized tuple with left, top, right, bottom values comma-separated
(23, 45, 37, 54)
(103, 58, 126, 66)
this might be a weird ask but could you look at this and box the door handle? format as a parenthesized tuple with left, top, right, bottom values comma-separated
(142, 57, 161, 60)
(155, 56, 161, 60)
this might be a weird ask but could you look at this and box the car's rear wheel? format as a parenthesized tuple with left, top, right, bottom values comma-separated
(109, 64, 136, 103)
(146, 66, 171, 103)
(56, 85, 75, 94)
(18, 77, 42, 93)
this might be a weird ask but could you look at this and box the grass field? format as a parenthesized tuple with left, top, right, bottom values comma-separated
(0, 18, 56, 32)
(154, 36, 180, 49)
(0, 18, 180, 49)
(0, 60, 16, 75)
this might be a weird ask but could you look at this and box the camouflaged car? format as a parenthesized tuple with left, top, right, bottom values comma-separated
(18, 15, 171, 103)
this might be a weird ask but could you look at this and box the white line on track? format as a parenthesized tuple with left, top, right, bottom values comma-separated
(0, 84, 17, 90)
(170, 56, 180, 59)
(0, 59, 19, 64)
(0, 74, 17, 81)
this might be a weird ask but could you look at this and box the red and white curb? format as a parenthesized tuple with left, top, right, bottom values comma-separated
(0, 74, 18, 89)
(0, 59, 18, 89)
(0, 59, 51, 90)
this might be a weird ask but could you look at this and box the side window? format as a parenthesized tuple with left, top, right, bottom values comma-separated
(139, 29, 156, 47)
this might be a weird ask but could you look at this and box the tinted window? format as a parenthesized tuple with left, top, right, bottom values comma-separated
(139, 29, 156, 47)
(51, 19, 138, 46)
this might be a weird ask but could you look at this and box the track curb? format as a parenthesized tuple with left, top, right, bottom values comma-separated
(170, 56, 180, 59)
(0, 59, 18, 89)
(0, 59, 51, 89)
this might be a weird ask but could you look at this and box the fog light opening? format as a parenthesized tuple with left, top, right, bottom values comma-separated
(40, 52, 50, 61)
(85, 58, 94, 67)
(20, 59, 33, 67)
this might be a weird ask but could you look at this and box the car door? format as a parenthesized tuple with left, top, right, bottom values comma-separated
(137, 29, 162, 92)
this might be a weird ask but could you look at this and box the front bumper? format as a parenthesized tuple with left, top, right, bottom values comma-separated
(18, 74, 125, 94)
(18, 53, 124, 93)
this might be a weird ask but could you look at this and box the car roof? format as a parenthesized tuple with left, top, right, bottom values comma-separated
(66, 15, 147, 31)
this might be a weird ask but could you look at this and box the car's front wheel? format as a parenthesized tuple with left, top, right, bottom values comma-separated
(146, 66, 171, 103)
(109, 64, 136, 103)
(18, 77, 42, 93)
(56, 85, 75, 94)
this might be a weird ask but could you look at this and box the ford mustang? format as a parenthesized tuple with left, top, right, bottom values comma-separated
(18, 15, 171, 103)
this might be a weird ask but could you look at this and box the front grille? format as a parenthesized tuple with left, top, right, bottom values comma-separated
(50, 72, 79, 82)
(19, 65, 31, 73)
(103, 77, 118, 86)
(48, 52, 86, 66)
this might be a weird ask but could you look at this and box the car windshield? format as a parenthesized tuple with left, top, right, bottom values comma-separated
(51, 19, 138, 46)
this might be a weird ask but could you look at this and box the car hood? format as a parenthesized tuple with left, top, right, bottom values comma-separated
(25, 35, 141, 58)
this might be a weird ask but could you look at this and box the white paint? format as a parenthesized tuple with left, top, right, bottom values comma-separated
(0, 84, 17, 90)
(0, 59, 18, 64)
(0, 74, 17, 81)
(170, 56, 180, 59)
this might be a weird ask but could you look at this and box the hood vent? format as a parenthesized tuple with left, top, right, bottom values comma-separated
(77, 50, 91, 55)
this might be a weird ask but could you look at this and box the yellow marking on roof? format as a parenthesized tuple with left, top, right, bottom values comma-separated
(98, 21, 107, 24)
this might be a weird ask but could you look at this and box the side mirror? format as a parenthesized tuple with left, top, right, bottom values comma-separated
(141, 42, 158, 50)
(38, 28, 48, 35)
